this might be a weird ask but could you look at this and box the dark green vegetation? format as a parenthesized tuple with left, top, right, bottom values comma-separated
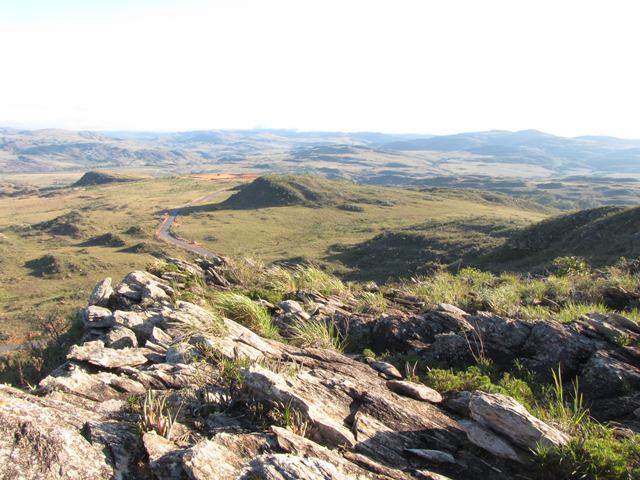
(332, 216, 528, 281)
(482, 206, 640, 273)
(220, 174, 394, 209)
(72, 170, 140, 187)
(176, 175, 548, 281)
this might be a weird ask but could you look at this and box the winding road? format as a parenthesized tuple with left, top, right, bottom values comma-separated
(156, 187, 231, 258)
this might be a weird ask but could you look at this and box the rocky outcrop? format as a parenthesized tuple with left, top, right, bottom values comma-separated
(343, 303, 640, 417)
(2, 258, 638, 479)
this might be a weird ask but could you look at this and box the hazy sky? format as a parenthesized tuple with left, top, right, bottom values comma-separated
(1, 0, 639, 137)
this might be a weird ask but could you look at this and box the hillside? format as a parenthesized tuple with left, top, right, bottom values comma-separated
(220, 174, 396, 209)
(479, 205, 640, 271)
(4, 128, 640, 211)
(174, 175, 547, 278)
(1, 256, 639, 479)
(72, 170, 140, 187)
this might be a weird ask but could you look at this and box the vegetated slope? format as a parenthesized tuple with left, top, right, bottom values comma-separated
(72, 170, 140, 187)
(220, 174, 392, 209)
(331, 216, 529, 281)
(176, 175, 549, 280)
(478, 206, 640, 272)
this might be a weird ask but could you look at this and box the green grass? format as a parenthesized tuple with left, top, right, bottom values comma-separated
(355, 291, 388, 314)
(555, 302, 613, 323)
(211, 292, 281, 340)
(290, 266, 346, 295)
(0, 175, 239, 343)
(288, 317, 346, 351)
(175, 176, 547, 281)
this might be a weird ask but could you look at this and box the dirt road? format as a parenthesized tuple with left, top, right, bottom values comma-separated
(156, 188, 230, 258)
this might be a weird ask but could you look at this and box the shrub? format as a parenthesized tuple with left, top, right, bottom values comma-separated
(246, 287, 284, 307)
(552, 256, 590, 276)
(147, 260, 179, 277)
(533, 433, 640, 480)
(362, 348, 376, 360)
(424, 366, 497, 394)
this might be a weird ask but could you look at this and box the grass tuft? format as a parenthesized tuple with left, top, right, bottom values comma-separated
(211, 292, 281, 340)
(288, 317, 346, 351)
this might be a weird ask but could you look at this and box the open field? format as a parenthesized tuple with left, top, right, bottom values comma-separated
(173, 176, 549, 279)
(0, 175, 242, 345)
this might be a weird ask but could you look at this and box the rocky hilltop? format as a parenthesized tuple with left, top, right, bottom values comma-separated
(1, 257, 639, 479)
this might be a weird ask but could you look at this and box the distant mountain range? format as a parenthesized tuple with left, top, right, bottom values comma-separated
(2, 127, 640, 182)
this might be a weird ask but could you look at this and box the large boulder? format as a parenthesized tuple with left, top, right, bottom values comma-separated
(469, 392, 569, 449)
(0, 385, 114, 479)
(88, 277, 113, 307)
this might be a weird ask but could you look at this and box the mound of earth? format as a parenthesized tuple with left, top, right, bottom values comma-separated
(122, 225, 148, 237)
(221, 174, 374, 209)
(32, 211, 86, 238)
(73, 170, 139, 187)
(120, 242, 163, 255)
(24, 254, 71, 277)
(82, 233, 126, 247)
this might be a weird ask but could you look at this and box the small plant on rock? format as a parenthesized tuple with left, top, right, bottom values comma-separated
(139, 390, 182, 440)
(271, 401, 309, 437)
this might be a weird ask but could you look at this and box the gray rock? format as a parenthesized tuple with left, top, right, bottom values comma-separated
(459, 419, 523, 463)
(116, 282, 143, 301)
(142, 282, 170, 303)
(387, 380, 443, 403)
(581, 351, 640, 399)
(0, 384, 114, 479)
(67, 340, 150, 369)
(89, 277, 113, 307)
(143, 431, 186, 479)
(182, 438, 245, 480)
(104, 325, 138, 349)
(369, 360, 403, 379)
(166, 343, 196, 364)
(243, 453, 353, 480)
(405, 448, 456, 464)
(442, 391, 472, 416)
(469, 392, 569, 449)
(149, 326, 173, 347)
(584, 313, 632, 344)
(279, 300, 310, 320)
(82, 305, 114, 328)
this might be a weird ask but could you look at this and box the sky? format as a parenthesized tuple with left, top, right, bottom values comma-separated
(1, 0, 640, 137)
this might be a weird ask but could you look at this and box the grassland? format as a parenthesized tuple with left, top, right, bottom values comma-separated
(0, 175, 241, 344)
(174, 176, 549, 279)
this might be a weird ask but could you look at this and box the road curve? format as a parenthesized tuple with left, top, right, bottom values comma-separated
(156, 188, 231, 258)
